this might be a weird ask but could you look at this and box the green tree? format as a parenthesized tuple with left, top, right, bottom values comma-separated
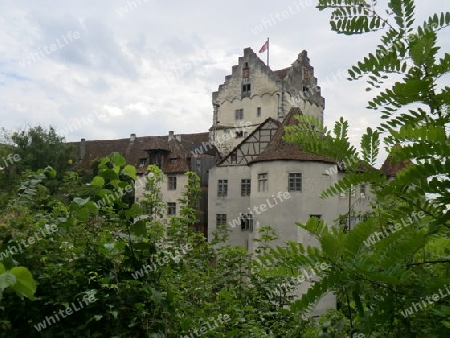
(259, 0, 450, 336)
(11, 126, 76, 183)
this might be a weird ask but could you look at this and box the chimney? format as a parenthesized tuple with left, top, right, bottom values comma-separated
(80, 138, 86, 160)
(130, 133, 136, 144)
(168, 130, 175, 141)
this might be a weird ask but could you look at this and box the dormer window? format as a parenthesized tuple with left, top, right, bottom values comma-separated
(170, 158, 177, 164)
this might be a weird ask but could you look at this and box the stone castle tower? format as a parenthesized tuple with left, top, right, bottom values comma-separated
(210, 48, 325, 156)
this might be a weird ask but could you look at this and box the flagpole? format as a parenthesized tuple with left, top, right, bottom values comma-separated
(267, 37, 269, 67)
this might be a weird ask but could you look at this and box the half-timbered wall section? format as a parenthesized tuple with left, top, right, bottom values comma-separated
(220, 118, 280, 166)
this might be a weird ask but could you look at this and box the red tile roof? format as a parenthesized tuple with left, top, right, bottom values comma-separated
(251, 107, 336, 164)
(273, 67, 291, 80)
(69, 132, 211, 173)
(380, 145, 412, 177)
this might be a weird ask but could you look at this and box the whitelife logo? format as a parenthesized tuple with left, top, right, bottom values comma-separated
(181, 314, 231, 338)
(34, 292, 96, 332)
(0, 153, 21, 171)
(250, 0, 314, 34)
(228, 191, 291, 228)
(115, 0, 150, 16)
(131, 243, 192, 279)
(0, 224, 58, 261)
(401, 284, 450, 318)
(19, 31, 81, 68)
(363, 211, 426, 247)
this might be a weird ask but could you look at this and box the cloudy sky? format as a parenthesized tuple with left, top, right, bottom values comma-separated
(1, 0, 449, 165)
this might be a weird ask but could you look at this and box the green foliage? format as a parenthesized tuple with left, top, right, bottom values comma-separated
(0, 152, 327, 337)
(11, 126, 76, 180)
(0, 264, 36, 300)
(272, 0, 450, 336)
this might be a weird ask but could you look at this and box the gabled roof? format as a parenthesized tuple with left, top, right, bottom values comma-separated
(69, 132, 211, 173)
(218, 117, 280, 166)
(274, 67, 291, 80)
(250, 107, 335, 164)
(380, 144, 413, 177)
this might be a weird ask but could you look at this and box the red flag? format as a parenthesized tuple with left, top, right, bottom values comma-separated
(259, 40, 268, 53)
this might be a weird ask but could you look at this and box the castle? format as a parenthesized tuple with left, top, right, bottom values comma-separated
(72, 47, 405, 316)
(72, 47, 403, 243)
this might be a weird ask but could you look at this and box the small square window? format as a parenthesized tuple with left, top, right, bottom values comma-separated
(216, 214, 227, 226)
(235, 109, 244, 120)
(167, 202, 176, 216)
(288, 173, 302, 192)
(236, 131, 243, 138)
(168, 176, 177, 190)
(257, 107, 261, 117)
(170, 158, 177, 164)
(139, 158, 146, 168)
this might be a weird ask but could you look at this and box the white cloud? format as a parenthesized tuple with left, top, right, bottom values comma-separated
(0, 0, 448, 170)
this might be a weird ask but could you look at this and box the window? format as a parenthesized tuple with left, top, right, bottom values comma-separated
(340, 186, 356, 197)
(302, 86, 309, 95)
(139, 158, 146, 168)
(303, 68, 310, 79)
(241, 179, 251, 196)
(236, 131, 243, 138)
(218, 179, 228, 197)
(240, 214, 253, 231)
(258, 173, 268, 192)
(169, 158, 177, 164)
(310, 214, 322, 220)
(235, 109, 244, 120)
(257, 107, 261, 117)
(168, 176, 177, 190)
(167, 202, 176, 216)
(242, 84, 251, 96)
(288, 173, 302, 192)
(231, 153, 237, 163)
(216, 214, 227, 226)
(360, 184, 366, 198)
(243, 63, 249, 78)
